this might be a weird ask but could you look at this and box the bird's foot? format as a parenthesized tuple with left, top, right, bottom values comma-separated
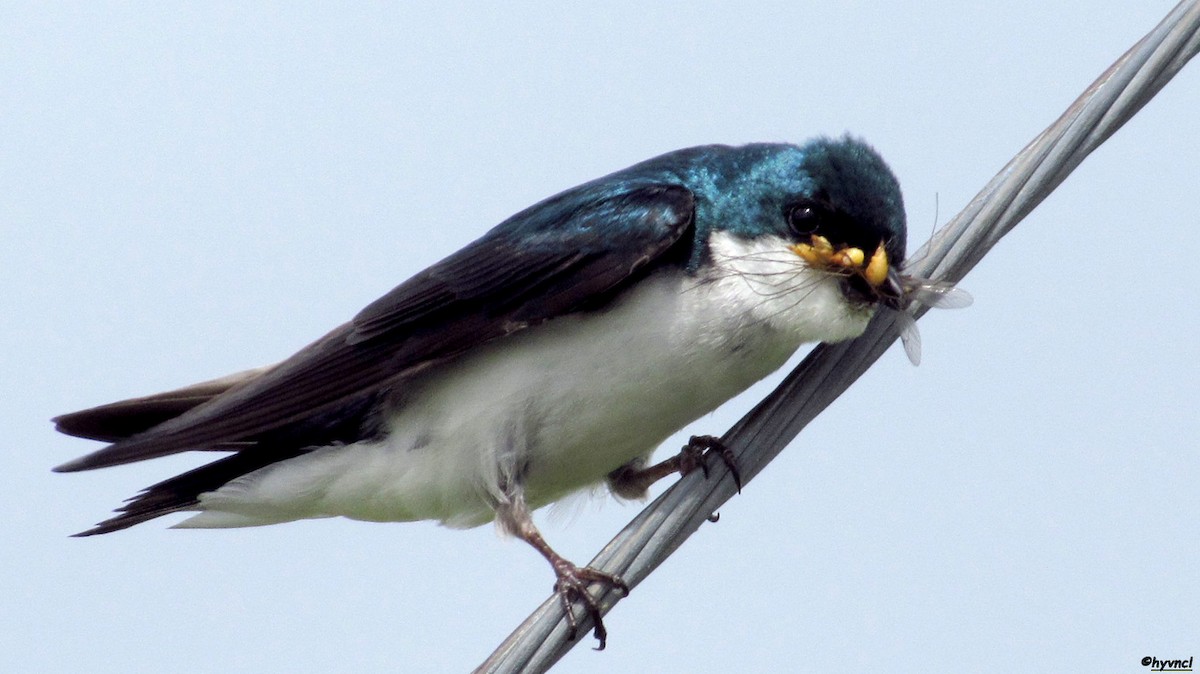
(606, 434, 741, 499)
(500, 496, 631, 649)
(678, 434, 742, 493)
(551, 560, 629, 650)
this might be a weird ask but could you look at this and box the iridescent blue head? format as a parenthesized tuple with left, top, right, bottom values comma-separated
(622, 135, 907, 309)
(788, 136, 907, 263)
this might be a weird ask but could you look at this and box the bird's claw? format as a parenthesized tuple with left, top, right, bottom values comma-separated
(680, 434, 742, 493)
(552, 561, 628, 650)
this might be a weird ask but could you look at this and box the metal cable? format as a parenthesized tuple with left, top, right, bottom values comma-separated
(477, 2, 1200, 671)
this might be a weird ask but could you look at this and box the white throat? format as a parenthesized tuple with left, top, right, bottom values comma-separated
(699, 229, 875, 344)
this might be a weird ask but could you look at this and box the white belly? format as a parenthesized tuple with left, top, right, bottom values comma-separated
(181, 232, 872, 530)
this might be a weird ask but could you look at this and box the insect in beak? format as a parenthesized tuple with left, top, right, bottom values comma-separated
(789, 236, 901, 307)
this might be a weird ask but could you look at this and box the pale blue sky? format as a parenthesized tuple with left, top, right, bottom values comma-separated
(3, 3, 1197, 673)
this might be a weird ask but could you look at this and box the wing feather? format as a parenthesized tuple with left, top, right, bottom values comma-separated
(55, 183, 695, 472)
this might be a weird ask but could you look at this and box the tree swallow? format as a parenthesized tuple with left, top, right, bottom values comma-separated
(54, 135, 911, 647)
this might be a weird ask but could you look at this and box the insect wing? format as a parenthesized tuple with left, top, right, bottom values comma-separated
(906, 280, 973, 310)
(895, 310, 922, 366)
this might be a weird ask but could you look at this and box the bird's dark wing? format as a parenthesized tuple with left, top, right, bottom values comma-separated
(54, 367, 269, 442)
(54, 183, 695, 472)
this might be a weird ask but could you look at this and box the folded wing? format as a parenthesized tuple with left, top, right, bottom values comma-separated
(54, 182, 696, 473)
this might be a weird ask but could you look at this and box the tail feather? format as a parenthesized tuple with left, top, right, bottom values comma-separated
(54, 367, 268, 442)
(72, 447, 308, 536)
(56, 366, 383, 535)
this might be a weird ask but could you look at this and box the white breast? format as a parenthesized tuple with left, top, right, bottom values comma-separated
(181, 231, 874, 530)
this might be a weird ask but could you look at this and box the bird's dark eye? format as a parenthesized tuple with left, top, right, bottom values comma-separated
(787, 200, 824, 235)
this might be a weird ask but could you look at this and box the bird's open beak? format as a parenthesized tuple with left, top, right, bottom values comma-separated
(789, 236, 905, 310)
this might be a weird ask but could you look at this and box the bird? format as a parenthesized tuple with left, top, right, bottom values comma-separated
(54, 135, 910, 647)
